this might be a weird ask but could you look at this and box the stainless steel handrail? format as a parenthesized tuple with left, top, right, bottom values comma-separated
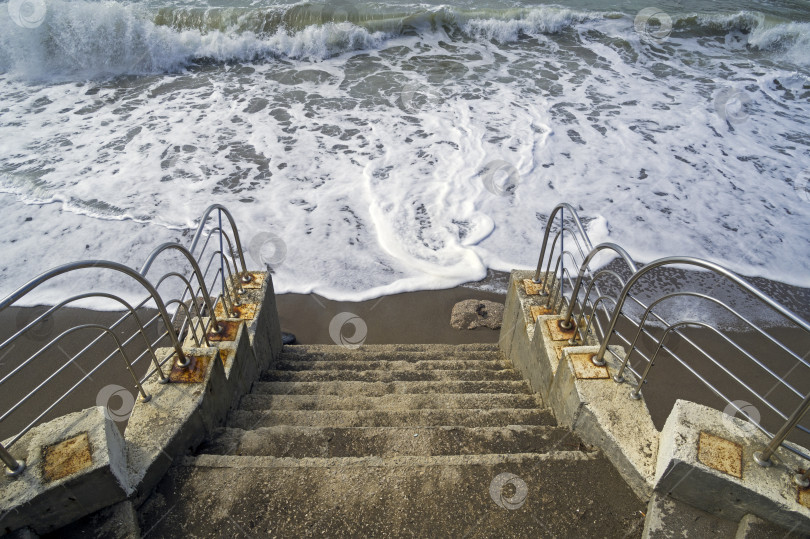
(0, 292, 167, 386)
(189, 204, 251, 280)
(0, 261, 187, 365)
(532, 203, 594, 283)
(560, 242, 638, 328)
(140, 243, 224, 364)
(593, 256, 810, 471)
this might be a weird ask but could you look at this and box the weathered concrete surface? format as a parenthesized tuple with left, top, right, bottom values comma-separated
(735, 513, 805, 538)
(0, 406, 129, 535)
(140, 343, 645, 537)
(238, 392, 541, 411)
(235, 272, 282, 370)
(655, 400, 810, 532)
(548, 345, 659, 501)
(141, 453, 645, 538)
(642, 492, 737, 538)
(450, 300, 504, 330)
(185, 317, 258, 410)
(124, 346, 226, 504)
(202, 425, 576, 458)
(46, 500, 140, 539)
(498, 271, 571, 403)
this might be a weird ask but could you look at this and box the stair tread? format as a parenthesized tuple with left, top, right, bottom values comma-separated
(251, 380, 532, 396)
(277, 350, 503, 362)
(238, 393, 543, 411)
(282, 343, 500, 354)
(260, 369, 524, 382)
(140, 451, 645, 538)
(228, 408, 555, 428)
(274, 359, 514, 371)
(201, 425, 579, 458)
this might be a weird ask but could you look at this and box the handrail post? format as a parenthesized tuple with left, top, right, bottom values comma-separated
(753, 392, 810, 467)
(1, 443, 25, 477)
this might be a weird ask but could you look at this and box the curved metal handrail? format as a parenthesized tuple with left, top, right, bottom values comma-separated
(0, 261, 187, 366)
(569, 269, 628, 344)
(1, 324, 150, 439)
(560, 242, 638, 329)
(189, 204, 250, 279)
(0, 292, 166, 385)
(615, 291, 809, 395)
(592, 256, 810, 469)
(140, 243, 224, 364)
(593, 257, 810, 364)
(532, 203, 594, 283)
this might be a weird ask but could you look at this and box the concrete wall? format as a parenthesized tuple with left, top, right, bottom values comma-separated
(498, 270, 810, 533)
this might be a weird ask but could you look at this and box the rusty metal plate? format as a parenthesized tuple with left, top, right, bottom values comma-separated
(697, 431, 742, 479)
(569, 353, 610, 379)
(219, 348, 235, 369)
(545, 319, 577, 341)
(214, 301, 257, 320)
(522, 279, 547, 296)
(42, 432, 93, 483)
(530, 305, 554, 322)
(207, 320, 241, 342)
(237, 272, 265, 290)
(798, 474, 810, 508)
(169, 354, 212, 383)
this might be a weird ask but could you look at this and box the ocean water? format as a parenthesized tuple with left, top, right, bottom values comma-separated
(1, 0, 809, 307)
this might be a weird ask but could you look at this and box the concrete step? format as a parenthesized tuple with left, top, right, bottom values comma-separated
(139, 452, 646, 537)
(201, 425, 579, 458)
(260, 368, 524, 383)
(278, 349, 502, 363)
(228, 408, 556, 429)
(251, 380, 532, 396)
(237, 393, 543, 411)
(281, 343, 500, 358)
(274, 359, 514, 372)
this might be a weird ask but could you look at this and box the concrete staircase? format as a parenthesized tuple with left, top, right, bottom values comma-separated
(138, 344, 645, 537)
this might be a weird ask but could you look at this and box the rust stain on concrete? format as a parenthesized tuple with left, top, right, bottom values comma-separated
(798, 474, 810, 508)
(169, 354, 212, 383)
(530, 305, 554, 322)
(214, 301, 257, 320)
(522, 279, 546, 296)
(42, 432, 93, 483)
(546, 319, 577, 341)
(697, 431, 742, 479)
(207, 320, 241, 342)
(554, 344, 568, 361)
(570, 353, 610, 379)
(238, 272, 265, 290)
